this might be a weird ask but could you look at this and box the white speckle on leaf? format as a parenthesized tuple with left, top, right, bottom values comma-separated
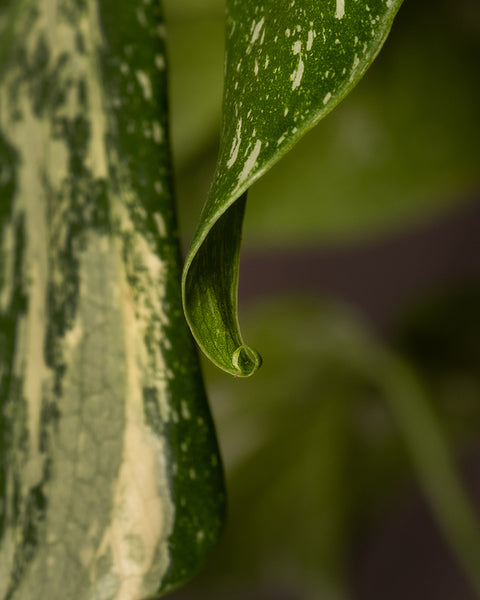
(154, 213, 166, 237)
(155, 54, 165, 70)
(136, 6, 147, 26)
(152, 121, 163, 144)
(307, 29, 315, 51)
(352, 53, 360, 72)
(227, 118, 242, 168)
(135, 70, 152, 101)
(323, 92, 332, 104)
(290, 40, 305, 91)
(181, 400, 191, 420)
(239, 139, 262, 184)
(336, 0, 345, 19)
(248, 17, 265, 52)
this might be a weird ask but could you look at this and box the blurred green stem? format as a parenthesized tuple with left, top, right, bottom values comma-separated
(375, 351, 480, 596)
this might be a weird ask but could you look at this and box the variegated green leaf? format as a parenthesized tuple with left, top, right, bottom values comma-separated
(182, 0, 404, 376)
(0, 2, 224, 599)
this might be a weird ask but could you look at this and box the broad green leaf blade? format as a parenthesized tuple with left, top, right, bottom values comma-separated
(182, 0, 404, 376)
(0, 1, 224, 599)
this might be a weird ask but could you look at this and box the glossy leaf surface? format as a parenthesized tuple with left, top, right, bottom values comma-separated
(170, 0, 480, 246)
(182, 0, 404, 376)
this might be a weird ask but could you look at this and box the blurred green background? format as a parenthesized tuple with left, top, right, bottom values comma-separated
(163, 0, 480, 598)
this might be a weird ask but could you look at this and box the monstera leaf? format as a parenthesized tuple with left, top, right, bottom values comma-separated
(182, 0, 404, 376)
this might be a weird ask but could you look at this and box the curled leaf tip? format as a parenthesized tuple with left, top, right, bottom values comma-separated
(232, 344, 263, 377)
(181, 0, 404, 376)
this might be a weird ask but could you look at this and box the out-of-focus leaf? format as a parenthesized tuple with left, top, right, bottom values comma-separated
(182, 0, 404, 375)
(178, 297, 480, 599)
(397, 286, 480, 376)
(164, 0, 222, 20)
(395, 285, 480, 450)
(165, 3, 224, 165)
